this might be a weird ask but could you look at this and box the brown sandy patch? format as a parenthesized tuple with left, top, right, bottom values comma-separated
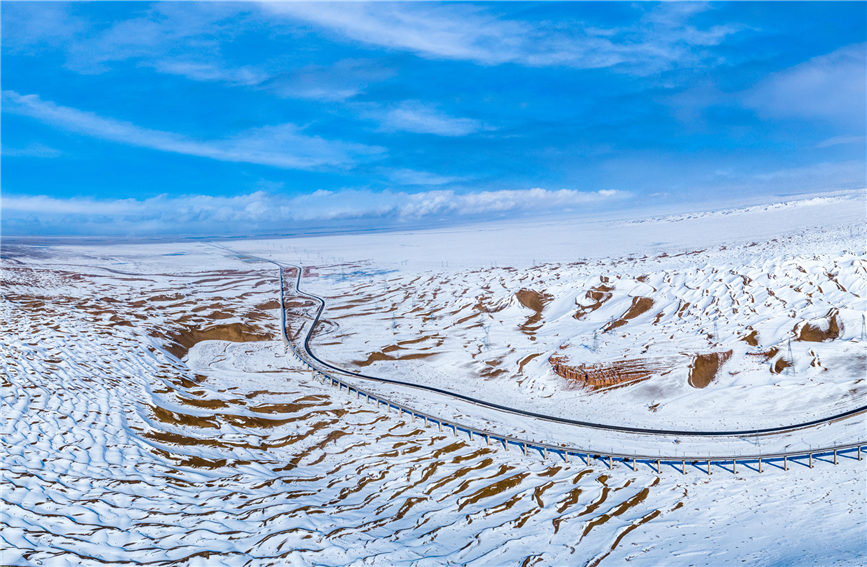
(149, 293, 186, 303)
(574, 284, 613, 320)
(688, 350, 732, 388)
(398, 335, 439, 347)
(771, 355, 791, 374)
(474, 295, 508, 314)
(150, 404, 220, 429)
(353, 350, 437, 367)
(518, 353, 542, 374)
(747, 346, 778, 359)
(160, 322, 270, 359)
(480, 356, 509, 379)
(456, 312, 481, 325)
(797, 309, 841, 342)
(457, 473, 529, 512)
(605, 297, 654, 331)
(249, 400, 322, 414)
(581, 483, 653, 540)
(514, 289, 553, 335)
(176, 396, 233, 410)
(515, 289, 551, 312)
(746, 345, 793, 374)
(741, 329, 759, 347)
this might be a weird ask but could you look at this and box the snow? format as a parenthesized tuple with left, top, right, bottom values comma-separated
(1, 189, 865, 565)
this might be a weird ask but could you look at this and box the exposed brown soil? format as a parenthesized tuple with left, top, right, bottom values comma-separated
(398, 335, 440, 347)
(456, 312, 481, 325)
(605, 297, 654, 331)
(748, 346, 778, 359)
(149, 293, 186, 303)
(745, 345, 794, 374)
(480, 361, 508, 379)
(473, 296, 508, 314)
(176, 396, 232, 410)
(160, 323, 270, 359)
(151, 404, 220, 429)
(353, 350, 437, 367)
(741, 329, 759, 347)
(797, 309, 841, 342)
(515, 289, 551, 312)
(518, 353, 542, 374)
(771, 356, 791, 374)
(457, 473, 530, 512)
(512, 289, 552, 336)
(688, 350, 732, 388)
(574, 284, 613, 320)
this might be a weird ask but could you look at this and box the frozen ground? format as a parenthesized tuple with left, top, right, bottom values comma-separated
(1, 189, 865, 565)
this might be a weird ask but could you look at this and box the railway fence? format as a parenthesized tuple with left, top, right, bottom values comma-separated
(269, 260, 866, 476)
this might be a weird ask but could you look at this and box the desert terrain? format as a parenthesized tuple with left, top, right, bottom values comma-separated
(1, 191, 865, 565)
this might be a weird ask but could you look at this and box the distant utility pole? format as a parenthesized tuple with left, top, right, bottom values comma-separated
(787, 339, 796, 375)
(861, 313, 866, 340)
(713, 319, 719, 341)
(483, 324, 490, 351)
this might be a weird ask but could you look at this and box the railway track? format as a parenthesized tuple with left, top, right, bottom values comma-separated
(217, 245, 867, 472)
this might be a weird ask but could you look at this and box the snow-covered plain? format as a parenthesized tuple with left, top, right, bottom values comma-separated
(1, 190, 865, 565)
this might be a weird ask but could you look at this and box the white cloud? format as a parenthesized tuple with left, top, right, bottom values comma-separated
(150, 58, 391, 101)
(263, 2, 740, 73)
(815, 135, 866, 149)
(62, 3, 243, 74)
(257, 59, 395, 101)
(1, 3, 385, 102)
(744, 43, 867, 128)
(1, 188, 630, 235)
(399, 188, 627, 217)
(751, 160, 866, 187)
(0, 3, 84, 53)
(385, 168, 465, 186)
(1, 142, 62, 158)
(375, 102, 489, 136)
(2, 91, 384, 169)
(149, 60, 268, 87)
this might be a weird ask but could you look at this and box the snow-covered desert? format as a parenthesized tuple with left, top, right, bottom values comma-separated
(2, 190, 865, 566)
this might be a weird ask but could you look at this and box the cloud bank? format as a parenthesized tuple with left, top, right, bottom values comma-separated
(374, 101, 490, 136)
(1, 188, 629, 236)
(744, 43, 867, 129)
(2, 91, 384, 169)
(264, 2, 740, 73)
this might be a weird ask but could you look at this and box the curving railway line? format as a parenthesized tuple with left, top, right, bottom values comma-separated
(217, 245, 867, 471)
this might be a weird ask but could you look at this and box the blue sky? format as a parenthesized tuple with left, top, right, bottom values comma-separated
(2, 1, 865, 236)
